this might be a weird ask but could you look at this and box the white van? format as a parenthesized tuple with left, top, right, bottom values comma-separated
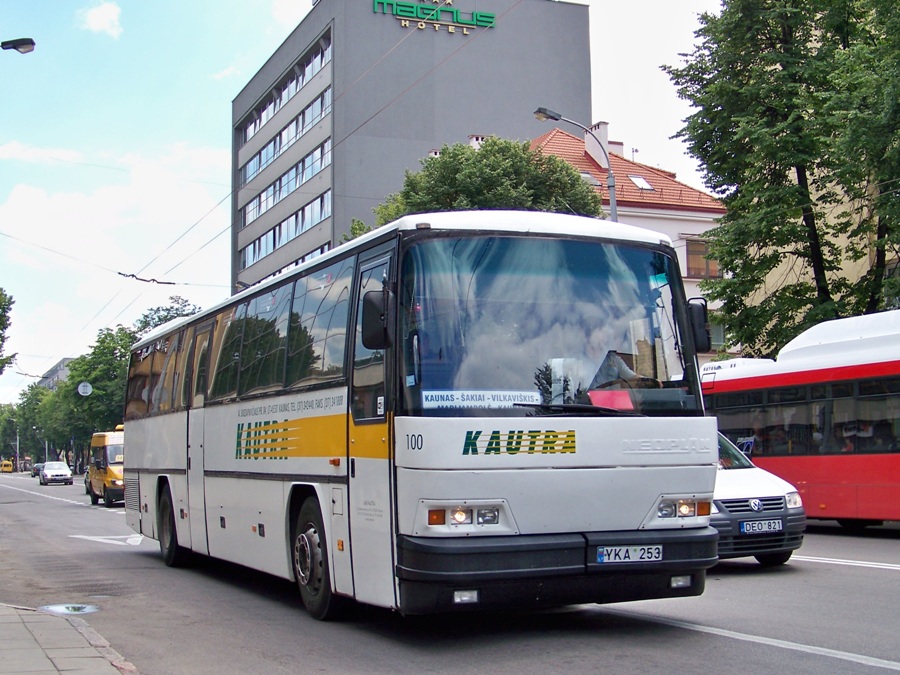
(711, 434, 806, 566)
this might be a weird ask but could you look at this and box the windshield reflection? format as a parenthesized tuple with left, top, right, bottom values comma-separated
(398, 235, 701, 417)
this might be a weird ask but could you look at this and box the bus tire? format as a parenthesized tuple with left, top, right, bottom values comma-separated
(158, 488, 190, 567)
(837, 519, 881, 531)
(103, 488, 114, 508)
(89, 485, 99, 505)
(292, 498, 342, 620)
(755, 551, 792, 567)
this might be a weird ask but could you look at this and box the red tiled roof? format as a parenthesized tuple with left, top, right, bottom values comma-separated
(531, 128, 725, 214)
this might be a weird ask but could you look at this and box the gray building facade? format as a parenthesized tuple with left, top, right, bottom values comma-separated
(231, 0, 592, 290)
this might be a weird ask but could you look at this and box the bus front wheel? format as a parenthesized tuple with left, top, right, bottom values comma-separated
(158, 488, 189, 567)
(292, 498, 341, 620)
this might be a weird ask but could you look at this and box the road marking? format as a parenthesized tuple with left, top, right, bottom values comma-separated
(604, 608, 900, 671)
(793, 555, 900, 571)
(70, 534, 144, 546)
(0, 482, 85, 506)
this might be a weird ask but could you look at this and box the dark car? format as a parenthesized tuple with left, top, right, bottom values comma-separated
(31, 462, 44, 478)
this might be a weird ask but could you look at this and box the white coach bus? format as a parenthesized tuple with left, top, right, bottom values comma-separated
(124, 210, 719, 619)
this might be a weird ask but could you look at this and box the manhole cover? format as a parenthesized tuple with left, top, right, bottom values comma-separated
(39, 604, 99, 615)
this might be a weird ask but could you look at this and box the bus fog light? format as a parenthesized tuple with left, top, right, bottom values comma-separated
(477, 508, 499, 525)
(453, 590, 479, 604)
(451, 508, 472, 525)
(670, 575, 692, 589)
(658, 501, 676, 518)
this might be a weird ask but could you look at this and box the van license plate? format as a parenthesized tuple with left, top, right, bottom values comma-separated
(740, 519, 783, 534)
(597, 545, 663, 563)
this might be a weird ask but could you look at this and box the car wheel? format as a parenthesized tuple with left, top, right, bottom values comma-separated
(755, 551, 792, 567)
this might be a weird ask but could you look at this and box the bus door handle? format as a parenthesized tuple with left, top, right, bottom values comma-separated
(350, 458, 355, 478)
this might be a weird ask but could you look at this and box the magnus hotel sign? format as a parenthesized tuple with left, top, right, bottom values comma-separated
(374, 0, 496, 34)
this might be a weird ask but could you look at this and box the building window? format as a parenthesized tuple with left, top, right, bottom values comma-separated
(241, 139, 332, 229)
(240, 87, 332, 186)
(687, 240, 721, 279)
(709, 314, 726, 352)
(242, 34, 332, 145)
(240, 190, 333, 271)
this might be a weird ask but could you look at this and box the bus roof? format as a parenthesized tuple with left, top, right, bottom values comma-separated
(701, 309, 900, 387)
(133, 211, 672, 351)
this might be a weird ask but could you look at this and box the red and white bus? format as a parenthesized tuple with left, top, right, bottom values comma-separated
(701, 309, 900, 528)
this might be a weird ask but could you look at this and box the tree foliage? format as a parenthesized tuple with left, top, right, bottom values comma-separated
(0, 288, 15, 376)
(371, 136, 605, 227)
(133, 295, 202, 337)
(665, 0, 900, 357)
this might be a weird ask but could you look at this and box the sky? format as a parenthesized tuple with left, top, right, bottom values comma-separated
(0, 0, 722, 405)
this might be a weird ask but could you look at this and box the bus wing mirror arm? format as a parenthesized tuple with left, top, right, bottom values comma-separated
(361, 288, 395, 350)
(688, 297, 711, 353)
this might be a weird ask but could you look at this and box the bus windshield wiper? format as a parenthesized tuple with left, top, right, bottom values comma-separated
(514, 403, 644, 417)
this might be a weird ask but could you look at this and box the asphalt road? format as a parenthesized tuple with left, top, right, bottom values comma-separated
(1, 472, 898, 674)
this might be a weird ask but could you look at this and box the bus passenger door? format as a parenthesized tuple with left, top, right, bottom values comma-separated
(185, 324, 212, 556)
(348, 256, 396, 609)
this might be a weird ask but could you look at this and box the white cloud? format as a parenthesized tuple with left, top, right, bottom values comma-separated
(78, 2, 123, 39)
(0, 141, 83, 165)
(0, 143, 233, 404)
(212, 65, 240, 81)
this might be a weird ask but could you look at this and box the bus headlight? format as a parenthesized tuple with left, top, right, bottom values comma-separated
(416, 499, 517, 536)
(786, 491, 803, 509)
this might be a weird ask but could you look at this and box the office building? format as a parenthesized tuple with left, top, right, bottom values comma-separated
(231, 0, 592, 290)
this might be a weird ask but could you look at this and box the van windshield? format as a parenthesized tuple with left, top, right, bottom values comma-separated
(104, 444, 124, 465)
(718, 434, 754, 470)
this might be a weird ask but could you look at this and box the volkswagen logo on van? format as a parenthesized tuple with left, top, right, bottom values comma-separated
(749, 498, 764, 512)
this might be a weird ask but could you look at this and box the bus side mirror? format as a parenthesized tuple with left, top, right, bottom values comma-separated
(688, 297, 711, 353)
(361, 289, 394, 350)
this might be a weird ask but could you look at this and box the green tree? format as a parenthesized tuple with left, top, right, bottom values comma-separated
(372, 136, 604, 226)
(665, 0, 898, 357)
(341, 218, 372, 243)
(0, 403, 17, 462)
(16, 384, 51, 461)
(0, 288, 15, 376)
(133, 295, 202, 337)
(47, 326, 137, 452)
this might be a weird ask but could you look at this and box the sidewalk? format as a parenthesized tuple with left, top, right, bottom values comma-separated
(0, 604, 137, 674)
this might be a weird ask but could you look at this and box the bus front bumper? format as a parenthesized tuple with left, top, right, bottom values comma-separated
(395, 526, 719, 615)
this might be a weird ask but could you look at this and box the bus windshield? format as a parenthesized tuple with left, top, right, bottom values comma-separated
(398, 235, 701, 416)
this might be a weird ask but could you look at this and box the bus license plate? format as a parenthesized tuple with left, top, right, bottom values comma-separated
(740, 519, 783, 534)
(597, 545, 663, 563)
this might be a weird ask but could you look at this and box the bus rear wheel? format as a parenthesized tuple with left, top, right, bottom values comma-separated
(89, 485, 99, 505)
(292, 498, 342, 620)
(158, 487, 190, 567)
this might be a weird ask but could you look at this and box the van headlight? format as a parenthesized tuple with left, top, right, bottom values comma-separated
(786, 491, 803, 509)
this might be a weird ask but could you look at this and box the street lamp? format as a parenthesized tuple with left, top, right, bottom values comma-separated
(534, 106, 618, 222)
(1, 38, 36, 54)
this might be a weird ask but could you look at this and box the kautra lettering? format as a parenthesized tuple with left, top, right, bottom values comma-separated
(462, 429, 576, 455)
